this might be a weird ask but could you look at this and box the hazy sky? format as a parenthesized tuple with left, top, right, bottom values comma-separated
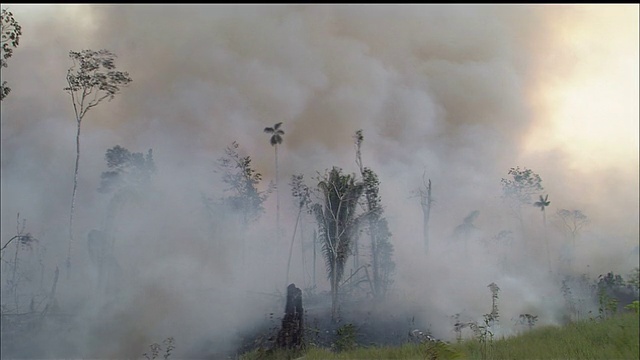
(1, 4, 638, 357)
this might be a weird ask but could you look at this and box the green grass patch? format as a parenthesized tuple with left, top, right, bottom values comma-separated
(452, 311, 639, 360)
(240, 312, 639, 360)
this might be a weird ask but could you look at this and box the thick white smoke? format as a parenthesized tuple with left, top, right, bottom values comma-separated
(1, 4, 638, 358)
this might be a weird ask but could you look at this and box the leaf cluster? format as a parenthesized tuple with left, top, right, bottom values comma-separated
(218, 141, 271, 224)
(98, 145, 155, 194)
(290, 174, 311, 210)
(500, 166, 543, 205)
(64, 49, 132, 119)
(264, 122, 284, 146)
(1, 8, 21, 63)
(1, 8, 22, 100)
(313, 167, 364, 286)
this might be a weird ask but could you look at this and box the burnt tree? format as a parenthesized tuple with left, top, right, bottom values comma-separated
(276, 283, 304, 350)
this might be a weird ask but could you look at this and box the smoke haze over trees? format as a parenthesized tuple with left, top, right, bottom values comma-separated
(0, 4, 638, 358)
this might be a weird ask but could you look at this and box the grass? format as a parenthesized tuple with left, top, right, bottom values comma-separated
(240, 311, 639, 360)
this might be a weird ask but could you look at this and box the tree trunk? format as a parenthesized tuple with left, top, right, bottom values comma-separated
(275, 145, 280, 241)
(276, 283, 304, 350)
(285, 206, 303, 287)
(68, 119, 82, 276)
(331, 256, 339, 322)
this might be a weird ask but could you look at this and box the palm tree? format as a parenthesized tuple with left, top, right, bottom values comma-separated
(313, 167, 364, 321)
(264, 122, 284, 238)
(534, 194, 551, 270)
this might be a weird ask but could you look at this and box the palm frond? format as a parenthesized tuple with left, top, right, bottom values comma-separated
(264, 127, 274, 134)
(273, 122, 283, 130)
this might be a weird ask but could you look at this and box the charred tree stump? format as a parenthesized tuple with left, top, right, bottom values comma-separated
(276, 283, 304, 350)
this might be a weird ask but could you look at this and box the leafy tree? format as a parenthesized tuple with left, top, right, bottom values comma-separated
(501, 167, 543, 205)
(453, 210, 480, 257)
(93, 145, 154, 294)
(1, 8, 22, 101)
(264, 122, 284, 236)
(64, 49, 132, 273)
(217, 142, 272, 265)
(500, 166, 543, 247)
(99, 145, 155, 194)
(555, 209, 589, 247)
(218, 141, 271, 226)
(313, 167, 364, 321)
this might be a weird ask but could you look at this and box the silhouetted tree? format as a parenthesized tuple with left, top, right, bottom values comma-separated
(555, 209, 589, 248)
(354, 130, 395, 300)
(1, 8, 22, 101)
(218, 141, 271, 226)
(453, 210, 480, 257)
(500, 166, 543, 248)
(286, 174, 311, 288)
(217, 141, 272, 264)
(93, 145, 155, 295)
(64, 49, 132, 274)
(264, 122, 284, 237)
(534, 194, 551, 270)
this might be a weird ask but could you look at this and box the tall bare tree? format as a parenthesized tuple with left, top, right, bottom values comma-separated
(264, 122, 284, 238)
(64, 49, 132, 274)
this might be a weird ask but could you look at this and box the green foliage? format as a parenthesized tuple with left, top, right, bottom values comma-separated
(64, 49, 132, 120)
(290, 174, 311, 210)
(335, 323, 357, 352)
(98, 145, 155, 194)
(241, 313, 638, 359)
(313, 167, 364, 320)
(313, 167, 364, 285)
(1, 8, 22, 100)
(628, 267, 640, 293)
(625, 300, 639, 314)
(518, 313, 539, 330)
(217, 141, 272, 225)
(455, 312, 639, 359)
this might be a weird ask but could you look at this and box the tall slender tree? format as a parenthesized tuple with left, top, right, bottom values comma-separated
(534, 194, 551, 270)
(353, 130, 395, 300)
(285, 174, 311, 288)
(64, 49, 132, 275)
(264, 122, 285, 238)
